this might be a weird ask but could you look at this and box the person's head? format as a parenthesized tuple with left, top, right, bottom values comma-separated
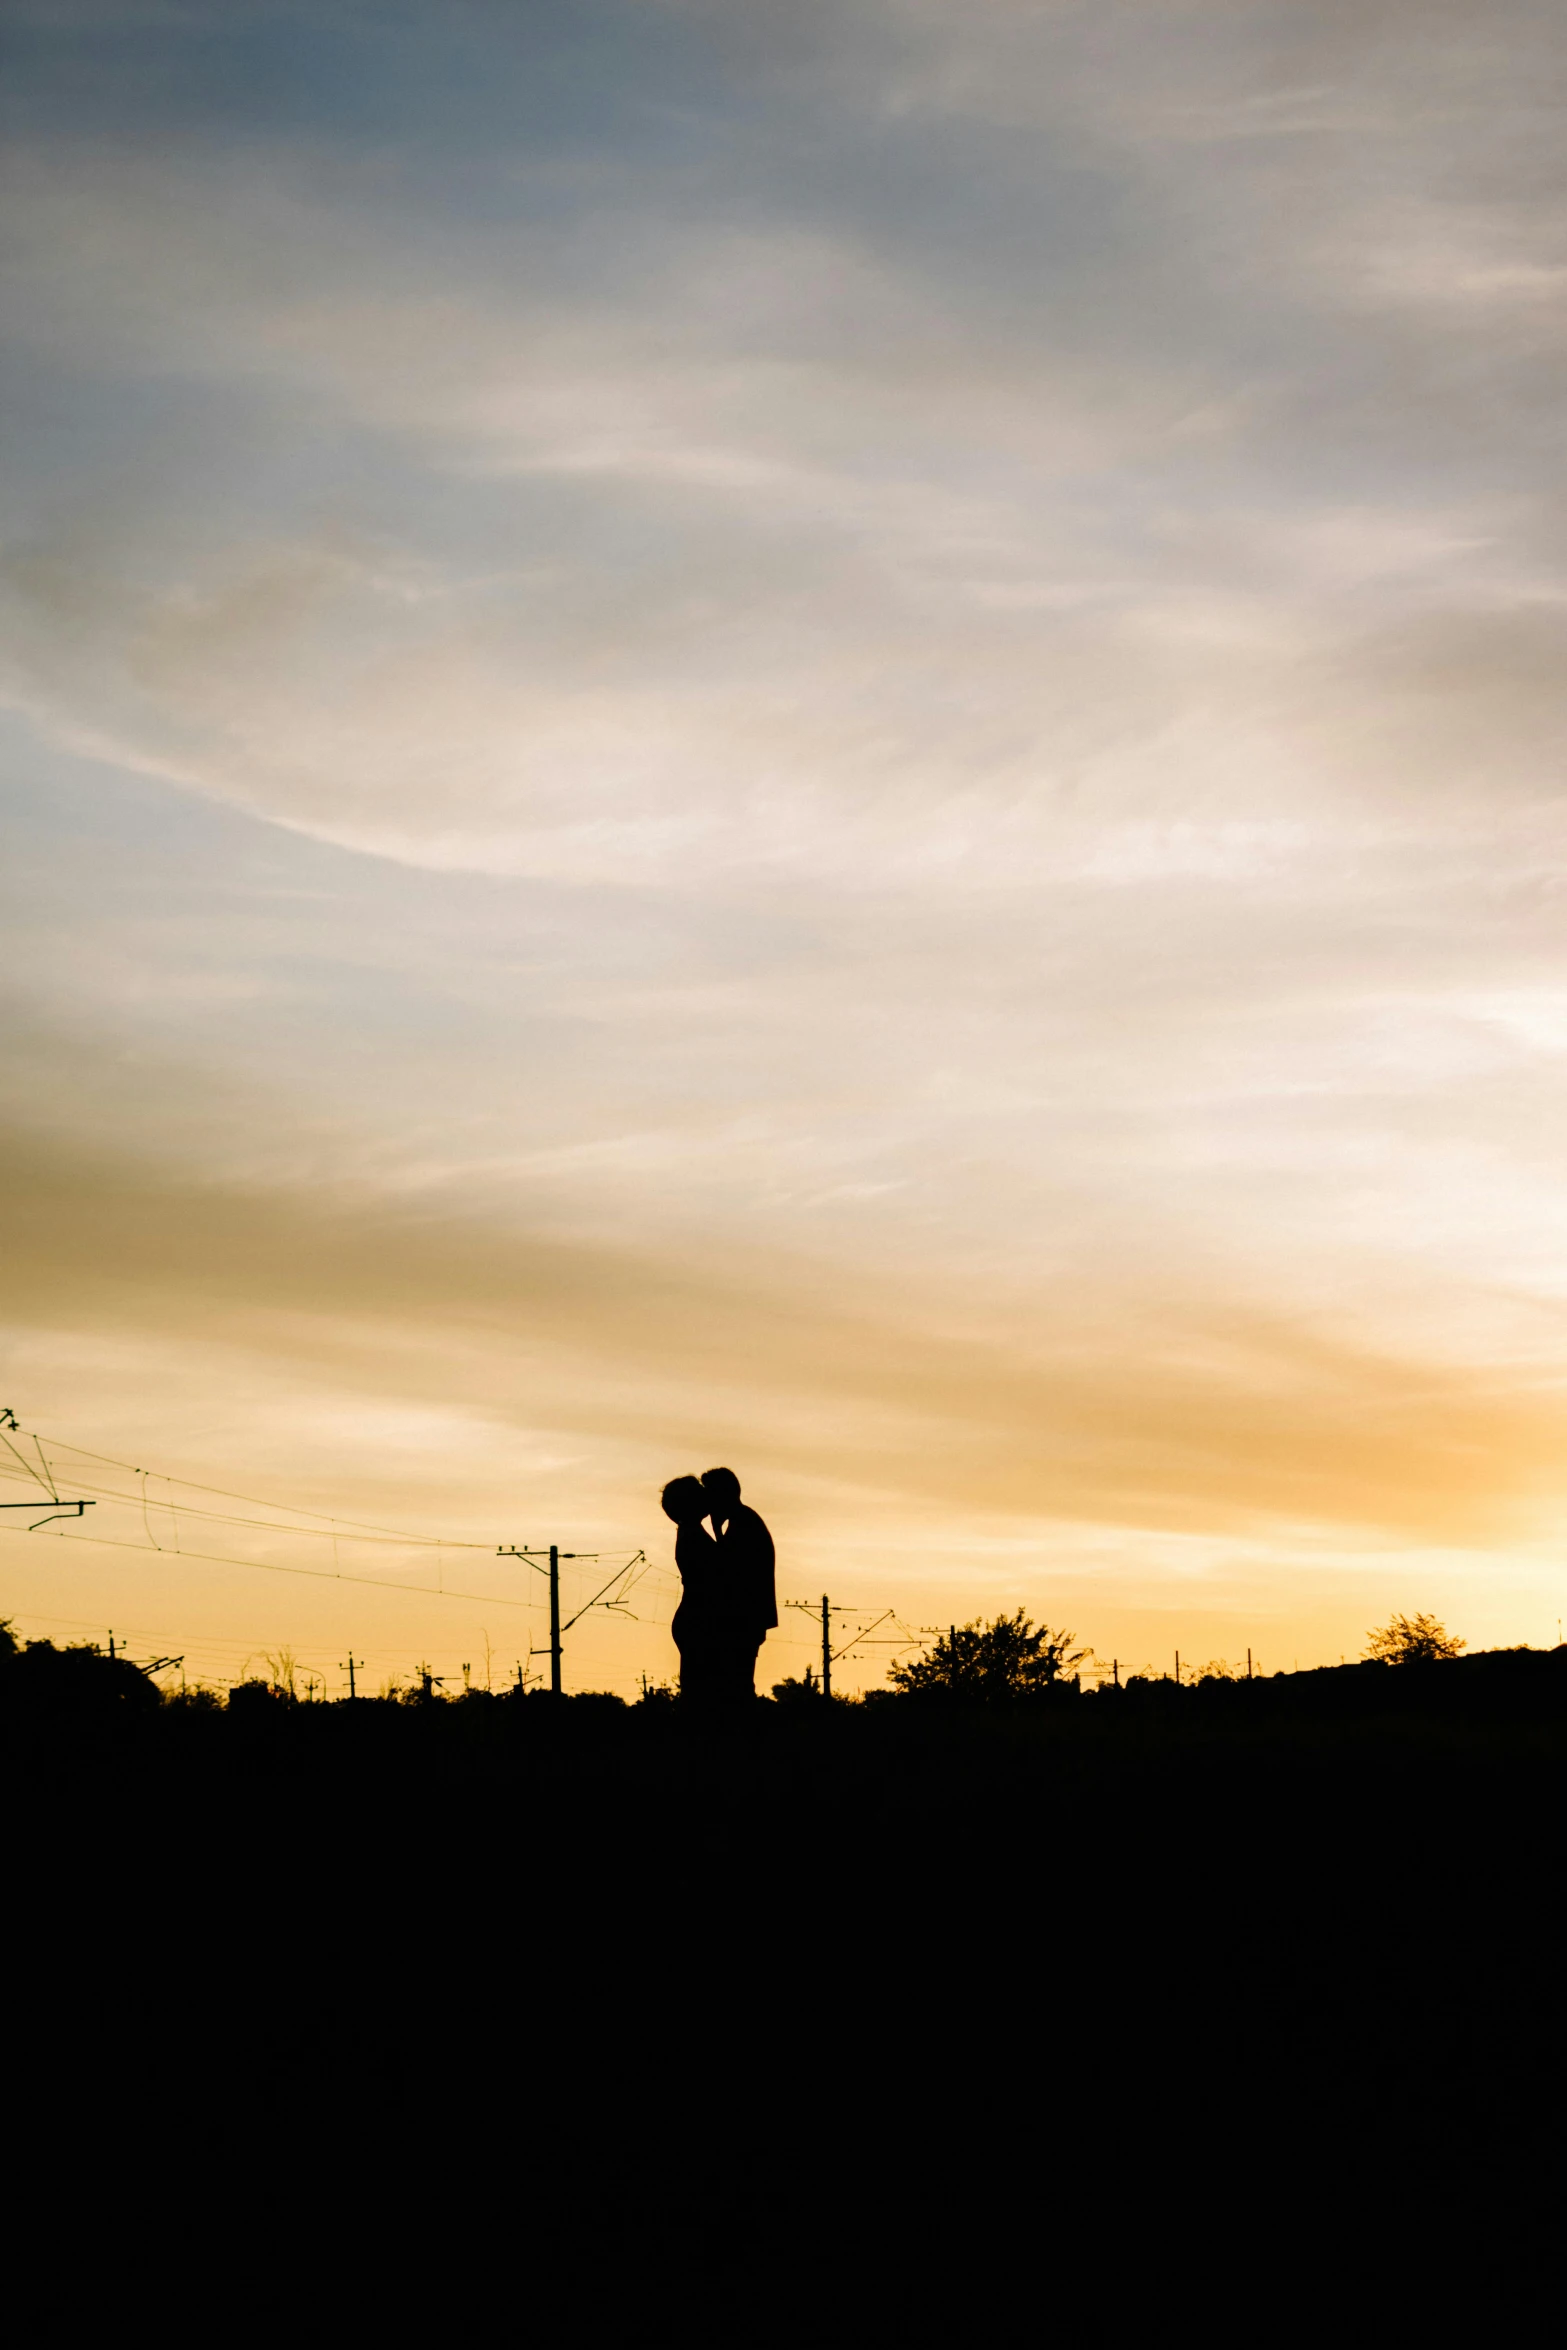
(702, 1467, 740, 1518)
(661, 1474, 709, 1527)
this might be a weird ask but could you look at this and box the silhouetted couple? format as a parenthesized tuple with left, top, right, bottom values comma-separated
(662, 1467, 777, 1709)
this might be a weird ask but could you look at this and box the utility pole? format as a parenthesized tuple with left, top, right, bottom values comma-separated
(1174, 1649, 1180, 1685)
(343, 1651, 363, 1700)
(498, 1543, 595, 1694)
(1, 1498, 94, 1528)
(787, 1592, 894, 1698)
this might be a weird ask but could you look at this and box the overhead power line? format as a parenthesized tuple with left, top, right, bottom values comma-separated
(0, 1411, 646, 1634)
(5, 1424, 500, 1547)
(0, 1514, 545, 1611)
(1, 1499, 96, 1531)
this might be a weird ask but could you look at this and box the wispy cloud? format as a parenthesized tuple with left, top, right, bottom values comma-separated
(4, 1, 1567, 1673)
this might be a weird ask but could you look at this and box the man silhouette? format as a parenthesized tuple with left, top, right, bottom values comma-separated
(701, 1467, 776, 1702)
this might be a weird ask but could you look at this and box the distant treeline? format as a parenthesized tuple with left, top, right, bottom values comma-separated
(4, 1612, 1566, 1736)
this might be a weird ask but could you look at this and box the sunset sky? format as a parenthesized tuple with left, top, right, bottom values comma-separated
(5, 0, 1567, 1695)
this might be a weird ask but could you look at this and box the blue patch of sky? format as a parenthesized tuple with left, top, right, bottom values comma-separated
(0, 709, 826, 1159)
(1, 1, 755, 157)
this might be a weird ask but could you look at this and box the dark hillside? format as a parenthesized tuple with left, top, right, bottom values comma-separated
(10, 1632, 1561, 2266)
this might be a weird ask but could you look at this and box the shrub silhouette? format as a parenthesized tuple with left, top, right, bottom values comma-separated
(1, 1633, 162, 1717)
(889, 1611, 1089, 1703)
(771, 1667, 824, 1705)
(1364, 1612, 1465, 1665)
(228, 1678, 287, 1714)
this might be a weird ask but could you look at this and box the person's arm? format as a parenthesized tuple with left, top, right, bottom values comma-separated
(727, 1510, 771, 1633)
(751, 1511, 778, 1630)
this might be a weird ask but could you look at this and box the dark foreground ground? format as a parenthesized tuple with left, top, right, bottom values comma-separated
(11, 1639, 1563, 2305)
(11, 1633, 1567, 1832)
(12, 1639, 1564, 1968)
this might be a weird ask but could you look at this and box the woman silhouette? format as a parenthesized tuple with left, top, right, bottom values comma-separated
(662, 1475, 722, 1704)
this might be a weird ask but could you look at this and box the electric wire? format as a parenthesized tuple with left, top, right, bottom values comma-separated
(0, 1515, 547, 1610)
(1, 1429, 53, 1494)
(0, 1463, 511, 1554)
(13, 1427, 501, 1546)
(560, 1554, 646, 1634)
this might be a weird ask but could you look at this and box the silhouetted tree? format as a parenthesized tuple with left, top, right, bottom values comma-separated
(165, 1684, 222, 1712)
(771, 1667, 823, 1705)
(262, 1647, 299, 1698)
(889, 1611, 1089, 1703)
(1364, 1612, 1465, 1665)
(228, 1678, 287, 1715)
(2, 1633, 162, 1716)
